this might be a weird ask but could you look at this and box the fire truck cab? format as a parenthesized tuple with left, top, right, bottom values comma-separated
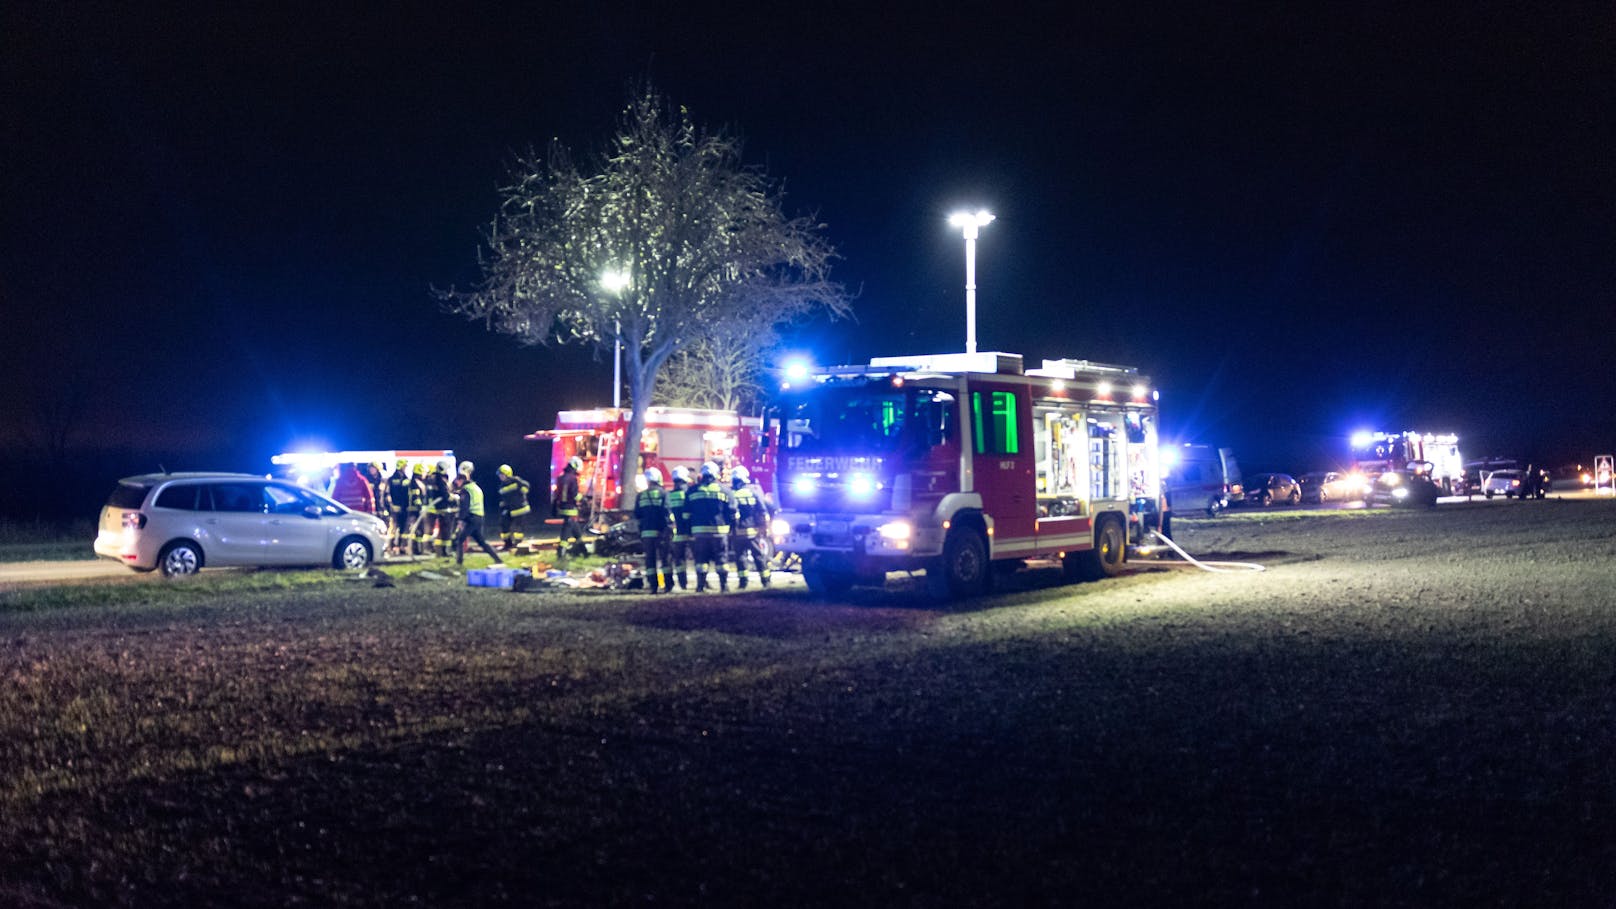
(772, 351, 1161, 598)
(526, 407, 774, 525)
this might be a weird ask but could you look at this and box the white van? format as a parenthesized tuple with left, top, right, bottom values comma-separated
(1165, 445, 1244, 516)
(94, 472, 390, 577)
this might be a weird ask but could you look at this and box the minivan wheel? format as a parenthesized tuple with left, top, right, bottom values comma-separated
(159, 541, 202, 578)
(334, 537, 373, 570)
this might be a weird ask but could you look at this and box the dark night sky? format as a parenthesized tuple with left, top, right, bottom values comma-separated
(3, 2, 1613, 513)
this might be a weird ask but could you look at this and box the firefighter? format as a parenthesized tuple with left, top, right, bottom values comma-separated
(496, 464, 533, 552)
(685, 461, 734, 592)
(728, 464, 773, 588)
(387, 459, 413, 554)
(666, 466, 694, 589)
(554, 456, 584, 561)
(452, 461, 502, 565)
(406, 463, 427, 555)
(421, 462, 455, 557)
(634, 468, 673, 593)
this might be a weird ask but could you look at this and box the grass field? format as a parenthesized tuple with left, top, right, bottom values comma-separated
(2, 501, 1615, 906)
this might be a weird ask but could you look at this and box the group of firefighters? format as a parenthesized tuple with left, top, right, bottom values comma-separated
(329, 459, 532, 565)
(327, 456, 774, 592)
(631, 460, 775, 594)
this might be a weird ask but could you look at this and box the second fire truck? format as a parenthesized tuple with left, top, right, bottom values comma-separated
(771, 351, 1162, 598)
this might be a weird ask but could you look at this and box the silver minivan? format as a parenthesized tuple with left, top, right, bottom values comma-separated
(94, 472, 390, 577)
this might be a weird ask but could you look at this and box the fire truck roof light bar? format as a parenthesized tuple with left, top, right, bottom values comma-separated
(1025, 358, 1140, 379)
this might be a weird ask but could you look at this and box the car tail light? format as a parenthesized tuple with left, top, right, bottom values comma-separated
(122, 512, 146, 530)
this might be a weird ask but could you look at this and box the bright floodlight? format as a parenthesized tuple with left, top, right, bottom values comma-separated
(948, 209, 995, 354)
(783, 358, 812, 383)
(600, 267, 631, 293)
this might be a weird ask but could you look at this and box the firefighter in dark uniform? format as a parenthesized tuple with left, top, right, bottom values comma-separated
(685, 461, 734, 592)
(728, 464, 773, 588)
(496, 464, 533, 552)
(406, 463, 427, 555)
(553, 456, 584, 560)
(634, 468, 673, 593)
(387, 459, 413, 555)
(422, 463, 455, 557)
(452, 461, 503, 565)
(666, 466, 694, 589)
(366, 462, 387, 527)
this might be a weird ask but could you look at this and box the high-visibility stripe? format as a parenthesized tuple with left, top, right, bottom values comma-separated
(692, 525, 730, 534)
(558, 508, 579, 517)
(510, 506, 532, 516)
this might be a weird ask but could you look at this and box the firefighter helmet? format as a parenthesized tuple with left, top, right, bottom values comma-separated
(568, 457, 583, 472)
(731, 465, 750, 482)
(396, 459, 408, 469)
(498, 464, 513, 477)
(699, 461, 718, 479)
(412, 462, 425, 475)
(644, 468, 662, 485)
(458, 461, 474, 477)
(670, 466, 690, 483)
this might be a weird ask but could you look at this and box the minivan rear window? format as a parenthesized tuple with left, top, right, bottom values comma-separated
(155, 484, 200, 510)
(106, 482, 151, 510)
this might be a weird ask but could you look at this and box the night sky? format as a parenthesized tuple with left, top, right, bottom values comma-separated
(3, 3, 1612, 516)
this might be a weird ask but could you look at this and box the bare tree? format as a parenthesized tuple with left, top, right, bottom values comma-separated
(652, 311, 780, 412)
(439, 88, 850, 489)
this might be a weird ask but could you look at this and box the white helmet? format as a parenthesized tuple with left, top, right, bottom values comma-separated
(699, 461, 718, 479)
(670, 466, 690, 483)
(731, 465, 750, 482)
(458, 461, 474, 477)
(644, 468, 662, 485)
(568, 456, 583, 472)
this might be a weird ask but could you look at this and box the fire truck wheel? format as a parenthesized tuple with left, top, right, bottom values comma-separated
(803, 567, 854, 598)
(1064, 517, 1125, 582)
(928, 528, 988, 599)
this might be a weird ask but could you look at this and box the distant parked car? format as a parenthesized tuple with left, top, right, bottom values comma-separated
(1483, 467, 1550, 499)
(1298, 471, 1369, 503)
(94, 472, 389, 577)
(1244, 473, 1302, 506)
(1370, 470, 1441, 507)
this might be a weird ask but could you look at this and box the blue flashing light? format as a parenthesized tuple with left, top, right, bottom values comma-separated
(791, 475, 817, 496)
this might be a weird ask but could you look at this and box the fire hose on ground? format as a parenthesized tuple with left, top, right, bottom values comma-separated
(1142, 530, 1267, 573)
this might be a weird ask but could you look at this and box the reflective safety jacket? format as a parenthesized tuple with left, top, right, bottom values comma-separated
(408, 477, 426, 513)
(634, 486, 671, 539)
(730, 480, 772, 538)
(683, 478, 733, 537)
(498, 474, 532, 516)
(667, 482, 692, 541)
(458, 480, 486, 518)
(553, 467, 580, 517)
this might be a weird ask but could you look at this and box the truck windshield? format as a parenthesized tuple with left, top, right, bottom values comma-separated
(781, 386, 955, 454)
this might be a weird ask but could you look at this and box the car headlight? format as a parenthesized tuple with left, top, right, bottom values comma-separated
(1392, 487, 1409, 500)
(770, 517, 791, 540)
(791, 475, 816, 496)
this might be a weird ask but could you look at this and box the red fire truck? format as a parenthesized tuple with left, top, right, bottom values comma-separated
(525, 407, 775, 524)
(771, 351, 1162, 598)
(1350, 431, 1464, 492)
